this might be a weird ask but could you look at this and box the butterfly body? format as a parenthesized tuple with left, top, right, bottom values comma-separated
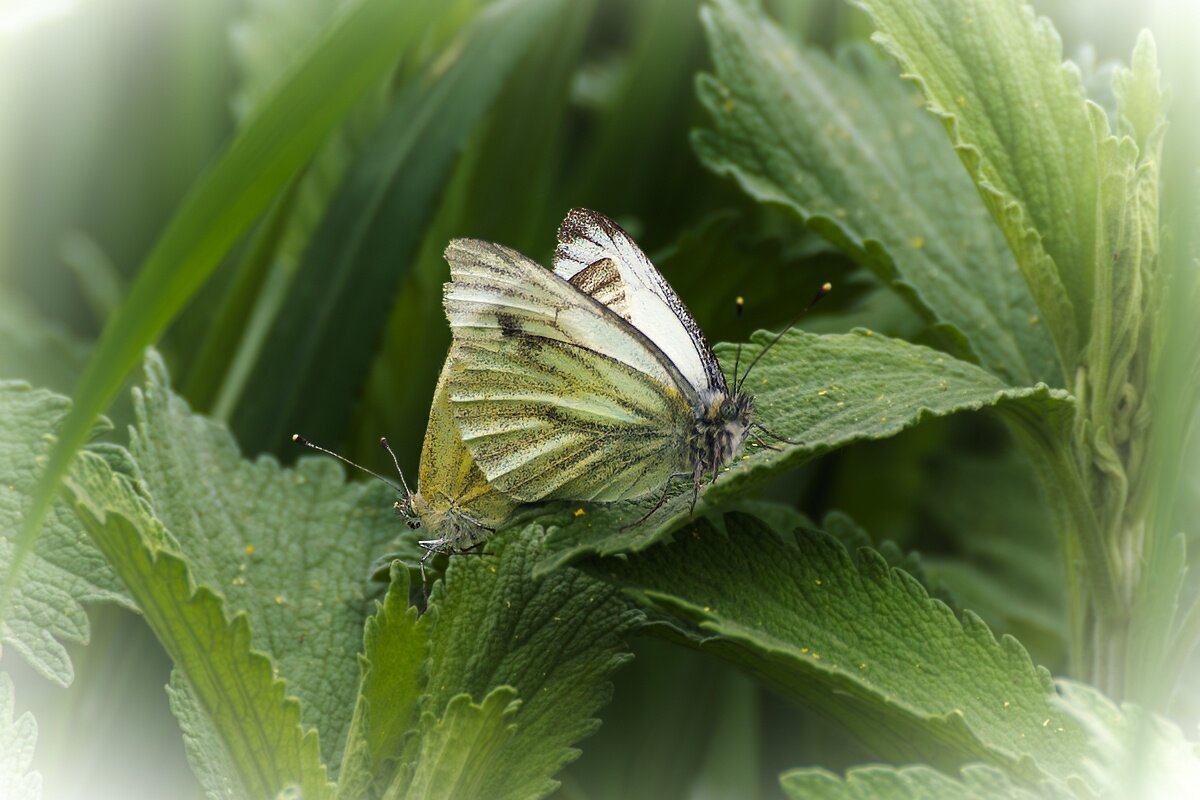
(691, 388, 755, 483)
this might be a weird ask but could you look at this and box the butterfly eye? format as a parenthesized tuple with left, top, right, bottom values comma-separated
(407, 519, 421, 530)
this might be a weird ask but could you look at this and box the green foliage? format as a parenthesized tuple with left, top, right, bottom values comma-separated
(848, 0, 1101, 365)
(0, 673, 41, 800)
(0, 384, 131, 686)
(586, 513, 1089, 781)
(127, 353, 398, 769)
(3, 0, 439, 644)
(231, 0, 569, 456)
(65, 446, 334, 800)
(695, 0, 1059, 386)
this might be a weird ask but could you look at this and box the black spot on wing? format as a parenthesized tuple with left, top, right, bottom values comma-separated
(497, 312, 521, 337)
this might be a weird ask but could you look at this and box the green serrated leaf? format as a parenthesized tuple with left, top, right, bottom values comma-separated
(129, 352, 398, 771)
(390, 687, 522, 800)
(0, 383, 131, 686)
(166, 669, 252, 800)
(587, 512, 1090, 782)
(230, 0, 570, 457)
(415, 524, 641, 800)
(63, 450, 333, 800)
(537, 329, 1073, 573)
(338, 565, 430, 800)
(0, 673, 41, 800)
(848, 0, 1102, 365)
(694, 0, 1058, 387)
(780, 763, 1071, 800)
(7, 0, 436, 646)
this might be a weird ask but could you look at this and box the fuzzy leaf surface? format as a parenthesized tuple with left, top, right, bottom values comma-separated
(63, 449, 332, 800)
(850, 0, 1109, 361)
(128, 353, 398, 771)
(0, 673, 41, 800)
(397, 525, 641, 800)
(780, 764, 1072, 800)
(695, 0, 1058, 386)
(390, 688, 522, 800)
(337, 566, 430, 800)
(587, 513, 1090, 782)
(0, 383, 131, 686)
(538, 330, 1073, 573)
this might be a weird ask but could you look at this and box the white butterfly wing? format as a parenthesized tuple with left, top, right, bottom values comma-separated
(443, 238, 695, 503)
(554, 208, 727, 395)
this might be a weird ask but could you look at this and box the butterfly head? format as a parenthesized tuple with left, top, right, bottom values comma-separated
(393, 495, 423, 530)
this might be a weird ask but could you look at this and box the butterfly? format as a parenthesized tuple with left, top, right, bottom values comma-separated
(293, 358, 515, 585)
(291, 223, 663, 578)
(442, 208, 805, 521)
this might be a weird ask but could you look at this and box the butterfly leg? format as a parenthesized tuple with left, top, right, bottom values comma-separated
(750, 430, 783, 452)
(750, 422, 804, 446)
(689, 463, 704, 516)
(621, 471, 692, 531)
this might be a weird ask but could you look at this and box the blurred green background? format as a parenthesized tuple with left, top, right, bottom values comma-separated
(1, 0, 1195, 796)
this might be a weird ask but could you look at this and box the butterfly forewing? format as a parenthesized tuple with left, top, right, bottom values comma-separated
(554, 208, 726, 396)
(443, 238, 694, 503)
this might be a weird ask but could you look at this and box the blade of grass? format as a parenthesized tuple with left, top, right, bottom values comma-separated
(1, 0, 437, 625)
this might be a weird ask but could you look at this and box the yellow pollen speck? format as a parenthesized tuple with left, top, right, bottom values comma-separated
(1029, 315, 1040, 325)
(1004, 701, 1010, 709)
(957, 95, 967, 106)
(704, 606, 712, 613)
(801, 647, 809, 653)
(813, 653, 821, 660)
(274, 595, 286, 605)
(859, 663, 867, 670)
(911, 236, 925, 249)
(864, 329, 873, 336)
(573, 508, 586, 517)
(835, 207, 847, 218)
(742, 455, 751, 461)
(817, 389, 827, 396)
(761, 378, 768, 385)
(244, 545, 254, 556)
(815, 578, 823, 586)
(1042, 719, 1050, 727)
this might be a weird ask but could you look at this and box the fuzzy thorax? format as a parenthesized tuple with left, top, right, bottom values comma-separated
(689, 389, 755, 479)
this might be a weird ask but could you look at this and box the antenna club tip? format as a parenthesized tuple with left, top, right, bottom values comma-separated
(291, 434, 304, 443)
(736, 295, 744, 305)
(821, 282, 832, 292)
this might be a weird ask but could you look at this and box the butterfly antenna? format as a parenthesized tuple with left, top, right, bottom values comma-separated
(737, 282, 831, 393)
(731, 296, 745, 389)
(378, 437, 414, 498)
(292, 434, 408, 496)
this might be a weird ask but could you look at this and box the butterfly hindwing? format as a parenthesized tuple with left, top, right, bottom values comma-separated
(443, 238, 694, 502)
